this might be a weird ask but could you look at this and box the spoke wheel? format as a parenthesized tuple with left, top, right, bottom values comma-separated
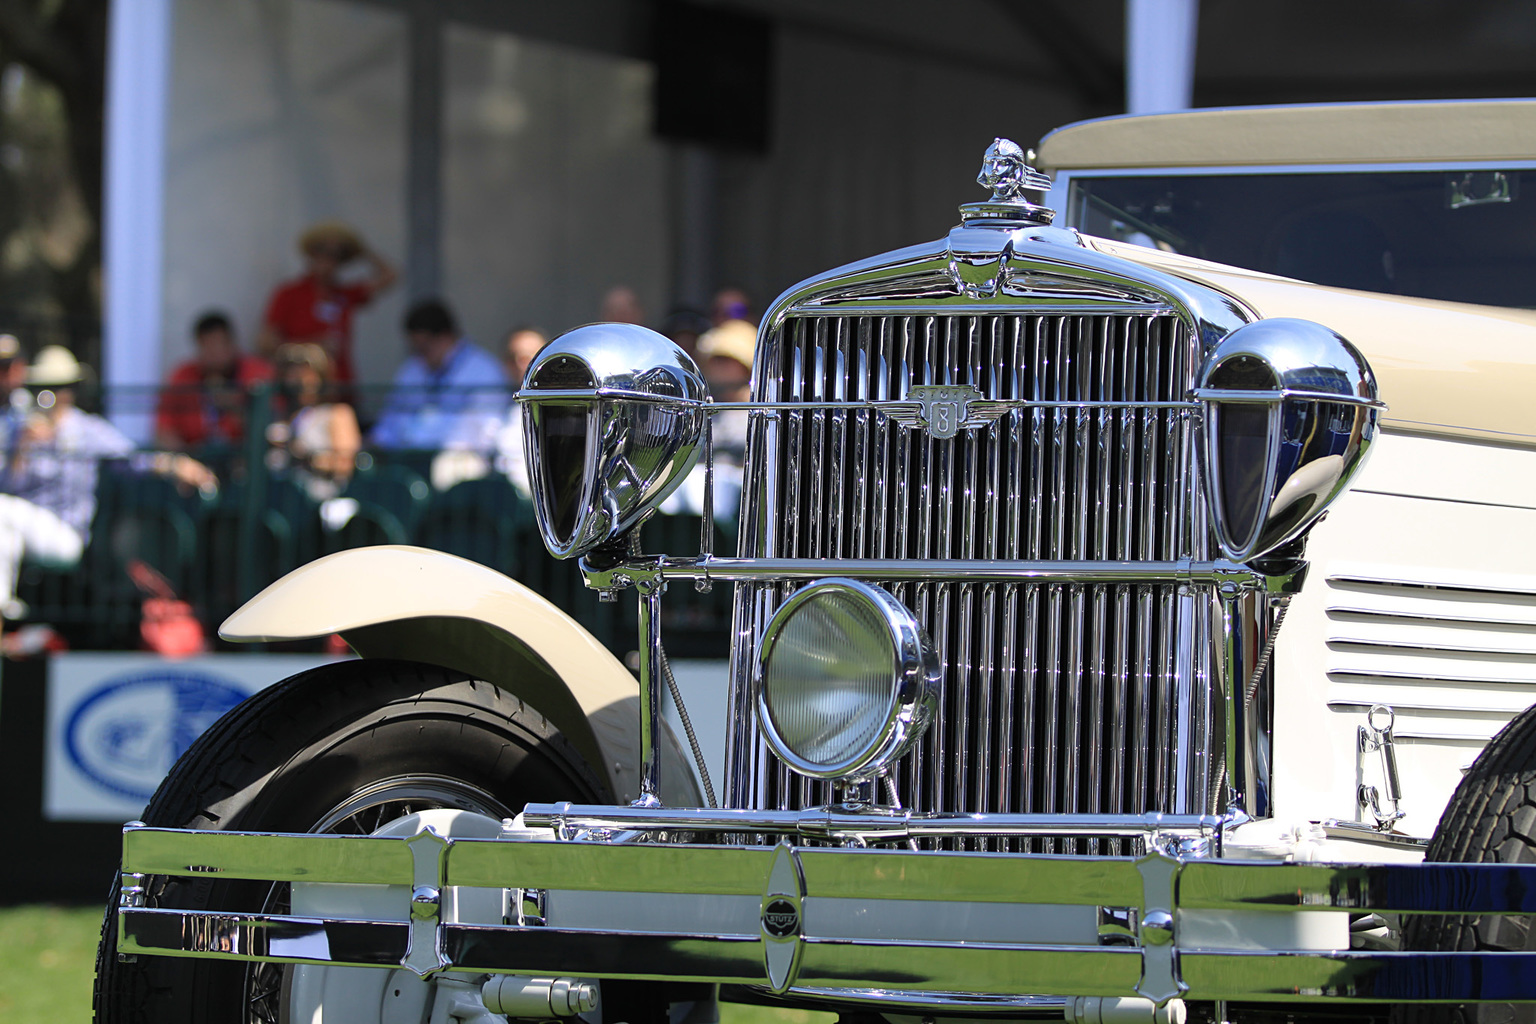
(244, 774, 514, 1024)
(93, 659, 606, 1024)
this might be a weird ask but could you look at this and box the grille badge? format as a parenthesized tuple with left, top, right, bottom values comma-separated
(881, 384, 1010, 439)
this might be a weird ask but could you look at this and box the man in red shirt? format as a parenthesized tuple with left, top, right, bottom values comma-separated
(155, 312, 274, 451)
(257, 221, 397, 386)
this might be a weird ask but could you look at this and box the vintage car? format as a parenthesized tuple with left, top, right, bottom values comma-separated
(97, 101, 1536, 1024)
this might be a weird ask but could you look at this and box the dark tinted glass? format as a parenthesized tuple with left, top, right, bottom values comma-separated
(534, 404, 590, 542)
(1217, 404, 1270, 546)
(1071, 170, 1535, 308)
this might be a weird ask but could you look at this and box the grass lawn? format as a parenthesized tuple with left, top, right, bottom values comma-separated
(0, 905, 102, 1022)
(0, 903, 833, 1024)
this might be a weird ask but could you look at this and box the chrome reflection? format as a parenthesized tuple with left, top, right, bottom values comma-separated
(1194, 318, 1383, 563)
(520, 323, 708, 559)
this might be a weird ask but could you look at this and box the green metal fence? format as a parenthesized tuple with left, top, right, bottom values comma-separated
(15, 383, 734, 659)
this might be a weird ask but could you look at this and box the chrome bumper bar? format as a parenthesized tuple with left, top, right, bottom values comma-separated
(117, 818, 1536, 1007)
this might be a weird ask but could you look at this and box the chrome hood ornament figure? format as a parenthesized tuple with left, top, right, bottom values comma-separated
(960, 137, 1054, 225)
(976, 137, 1053, 201)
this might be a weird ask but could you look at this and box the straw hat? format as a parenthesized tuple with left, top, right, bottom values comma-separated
(695, 318, 757, 369)
(298, 220, 364, 261)
(27, 345, 83, 386)
(275, 341, 332, 378)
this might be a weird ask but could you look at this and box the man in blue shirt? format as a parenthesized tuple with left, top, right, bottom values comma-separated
(369, 299, 508, 453)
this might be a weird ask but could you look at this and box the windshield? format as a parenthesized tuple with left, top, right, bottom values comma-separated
(1068, 169, 1536, 308)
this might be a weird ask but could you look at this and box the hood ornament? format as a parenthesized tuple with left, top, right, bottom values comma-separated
(961, 137, 1055, 225)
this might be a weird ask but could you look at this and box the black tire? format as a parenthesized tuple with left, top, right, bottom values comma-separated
(93, 658, 608, 1024)
(1399, 703, 1536, 1024)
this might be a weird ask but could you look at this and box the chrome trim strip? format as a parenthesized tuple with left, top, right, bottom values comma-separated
(1190, 386, 1385, 408)
(593, 556, 1268, 587)
(1319, 820, 1429, 849)
(1177, 950, 1536, 1003)
(779, 986, 1069, 1018)
(1326, 700, 1518, 717)
(1328, 606, 1536, 629)
(117, 909, 1536, 1003)
(1328, 669, 1536, 687)
(520, 804, 1226, 844)
(444, 925, 765, 982)
(1328, 575, 1536, 600)
(119, 907, 408, 965)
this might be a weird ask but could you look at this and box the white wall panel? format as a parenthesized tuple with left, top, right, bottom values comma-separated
(164, 0, 406, 384)
(441, 26, 670, 350)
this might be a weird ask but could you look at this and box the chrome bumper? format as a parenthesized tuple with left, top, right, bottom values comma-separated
(117, 809, 1536, 1010)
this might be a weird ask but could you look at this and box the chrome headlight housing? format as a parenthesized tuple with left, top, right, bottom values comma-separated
(521, 323, 708, 559)
(1195, 318, 1383, 563)
(755, 579, 940, 782)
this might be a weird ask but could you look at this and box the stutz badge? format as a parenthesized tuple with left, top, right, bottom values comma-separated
(761, 897, 800, 939)
(882, 384, 1010, 440)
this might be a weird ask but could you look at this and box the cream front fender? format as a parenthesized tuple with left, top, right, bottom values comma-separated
(220, 545, 701, 805)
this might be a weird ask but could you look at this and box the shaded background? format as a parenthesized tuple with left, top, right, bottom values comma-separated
(1, 0, 1534, 391)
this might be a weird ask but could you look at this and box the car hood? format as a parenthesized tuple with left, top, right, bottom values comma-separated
(1083, 236, 1536, 448)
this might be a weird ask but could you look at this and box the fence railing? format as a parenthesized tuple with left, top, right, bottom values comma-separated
(15, 382, 734, 659)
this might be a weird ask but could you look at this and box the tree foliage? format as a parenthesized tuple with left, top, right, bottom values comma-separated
(0, 0, 106, 366)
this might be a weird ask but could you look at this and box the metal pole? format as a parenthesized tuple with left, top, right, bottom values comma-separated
(103, 0, 172, 443)
(635, 582, 665, 806)
(1125, 0, 1199, 114)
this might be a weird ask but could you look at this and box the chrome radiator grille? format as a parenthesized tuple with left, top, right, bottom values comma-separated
(729, 311, 1216, 847)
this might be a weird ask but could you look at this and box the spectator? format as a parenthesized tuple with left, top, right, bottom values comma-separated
(369, 299, 508, 453)
(257, 221, 397, 385)
(0, 333, 29, 439)
(0, 345, 215, 623)
(155, 311, 273, 452)
(661, 318, 755, 521)
(600, 285, 646, 325)
(268, 343, 361, 501)
(695, 318, 755, 462)
(659, 307, 711, 362)
(711, 286, 753, 326)
(502, 326, 548, 389)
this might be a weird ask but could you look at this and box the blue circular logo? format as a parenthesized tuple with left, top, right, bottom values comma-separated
(64, 670, 248, 801)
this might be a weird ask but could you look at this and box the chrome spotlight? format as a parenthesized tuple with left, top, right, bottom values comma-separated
(520, 323, 708, 559)
(755, 579, 940, 782)
(1195, 318, 1384, 563)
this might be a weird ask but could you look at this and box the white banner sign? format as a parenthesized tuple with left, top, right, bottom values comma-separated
(45, 652, 344, 822)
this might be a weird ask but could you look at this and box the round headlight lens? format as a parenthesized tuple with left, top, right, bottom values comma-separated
(755, 579, 939, 781)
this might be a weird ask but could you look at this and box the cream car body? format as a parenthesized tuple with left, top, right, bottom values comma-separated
(1042, 100, 1536, 841)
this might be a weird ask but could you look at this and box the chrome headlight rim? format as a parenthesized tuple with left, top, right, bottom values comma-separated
(519, 323, 709, 560)
(753, 578, 939, 782)
(1194, 317, 1385, 564)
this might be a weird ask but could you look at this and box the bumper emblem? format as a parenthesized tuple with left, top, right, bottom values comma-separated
(762, 898, 799, 938)
(762, 844, 806, 993)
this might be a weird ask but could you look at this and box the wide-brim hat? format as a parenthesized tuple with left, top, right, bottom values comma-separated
(299, 220, 363, 261)
(696, 318, 757, 369)
(27, 345, 83, 386)
(275, 341, 332, 378)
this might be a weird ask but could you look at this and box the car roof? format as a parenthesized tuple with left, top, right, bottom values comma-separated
(1037, 98, 1536, 171)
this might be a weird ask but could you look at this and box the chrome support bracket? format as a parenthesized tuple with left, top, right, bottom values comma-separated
(403, 826, 451, 977)
(1134, 850, 1186, 1006)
